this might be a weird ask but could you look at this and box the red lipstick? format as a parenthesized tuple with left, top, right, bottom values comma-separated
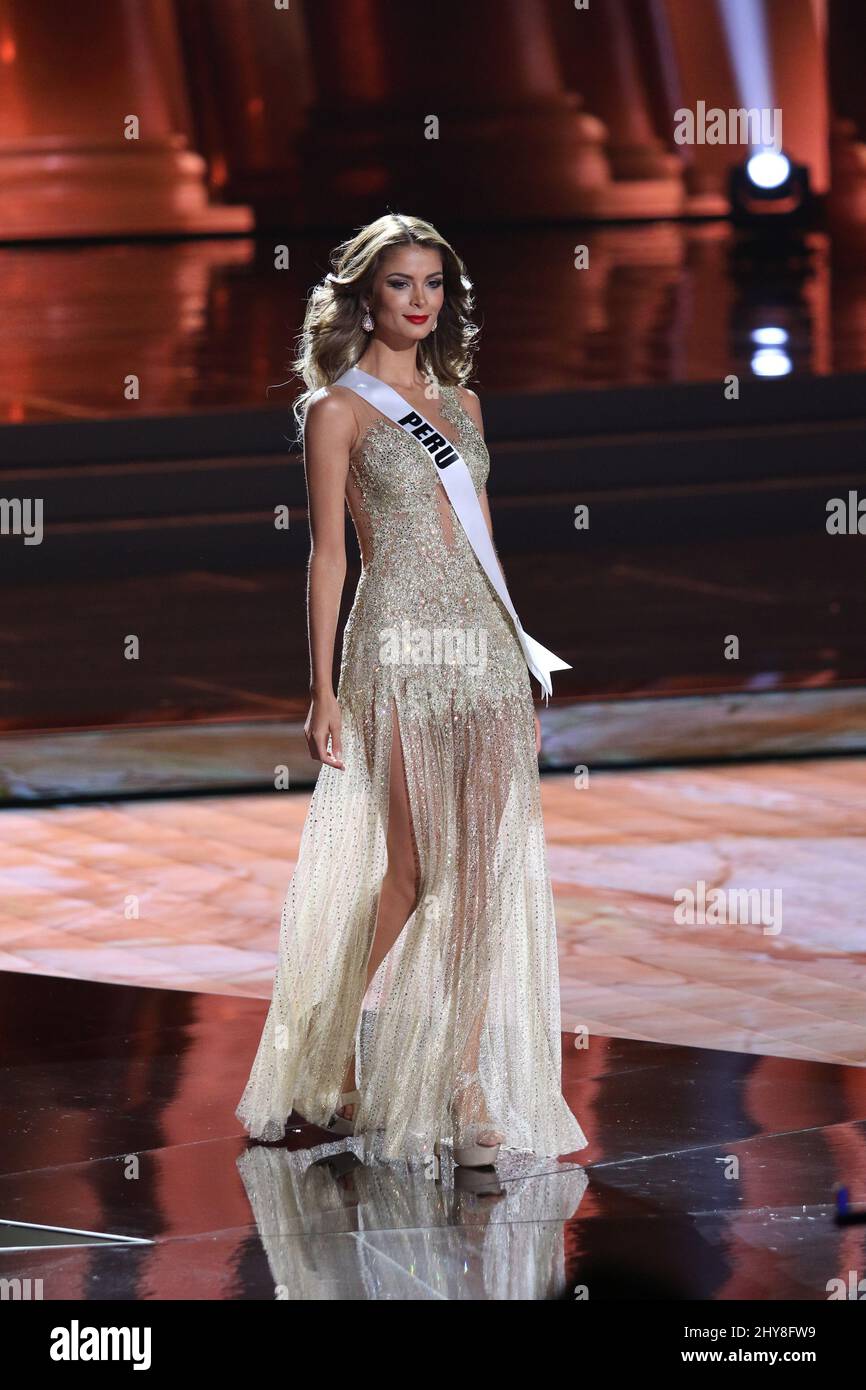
(404, 314, 429, 324)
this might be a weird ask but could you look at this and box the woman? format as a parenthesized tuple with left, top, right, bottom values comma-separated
(235, 212, 588, 1169)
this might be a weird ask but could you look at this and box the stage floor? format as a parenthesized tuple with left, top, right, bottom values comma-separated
(2, 753, 864, 1299)
(1, 969, 863, 1300)
(1, 754, 864, 1065)
(0, 222, 857, 424)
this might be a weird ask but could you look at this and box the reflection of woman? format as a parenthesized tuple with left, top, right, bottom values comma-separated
(237, 1142, 589, 1298)
(235, 213, 587, 1169)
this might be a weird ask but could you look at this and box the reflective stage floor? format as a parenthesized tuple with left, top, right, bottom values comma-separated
(2, 756, 865, 1065)
(1, 750, 865, 1300)
(1, 223, 862, 425)
(1, 968, 864, 1300)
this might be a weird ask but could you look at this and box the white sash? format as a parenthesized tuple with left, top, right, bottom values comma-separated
(334, 366, 570, 703)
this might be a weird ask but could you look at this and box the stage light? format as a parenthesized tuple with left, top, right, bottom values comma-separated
(750, 346, 793, 377)
(751, 327, 789, 346)
(729, 148, 812, 227)
(746, 149, 790, 190)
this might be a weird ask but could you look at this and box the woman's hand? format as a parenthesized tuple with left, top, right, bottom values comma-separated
(305, 692, 345, 770)
(534, 711, 542, 755)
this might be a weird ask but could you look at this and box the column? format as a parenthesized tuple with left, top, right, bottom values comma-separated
(171, 0, 313, 222)
(827, 0, 866, 235)
(295, 0, 619, 225)
(0, 0, 252, 239)
(551, 0, 685, 216)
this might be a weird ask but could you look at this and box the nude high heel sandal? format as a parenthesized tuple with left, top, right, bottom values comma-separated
(456, 1133, 503, 1168)
(435, 1132, 503, 1168)
(436, 1078, 504, 1167)
(327, 1090, 361, 1137)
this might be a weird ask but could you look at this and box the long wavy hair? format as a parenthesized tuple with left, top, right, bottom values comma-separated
(291, 213, 479, 437)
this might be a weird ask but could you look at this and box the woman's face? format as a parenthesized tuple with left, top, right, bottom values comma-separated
(366, 245, 445, 342)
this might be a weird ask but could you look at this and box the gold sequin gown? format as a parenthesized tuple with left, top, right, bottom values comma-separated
(235, 384, 588, 1163)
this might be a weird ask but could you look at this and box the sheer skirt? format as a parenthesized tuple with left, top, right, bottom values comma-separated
(234, 676, 587, 1162)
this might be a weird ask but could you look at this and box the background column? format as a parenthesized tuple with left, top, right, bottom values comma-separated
(0, 0, 251, 239)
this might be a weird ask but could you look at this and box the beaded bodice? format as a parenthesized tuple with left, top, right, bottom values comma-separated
(337, 385, 531, 713)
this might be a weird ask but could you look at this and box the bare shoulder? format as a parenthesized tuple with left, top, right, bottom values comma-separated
(303, 384, 358, 447)
(453, 384, 484, 434)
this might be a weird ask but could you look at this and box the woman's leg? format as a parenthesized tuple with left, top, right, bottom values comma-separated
(338, 698, 421, 1118)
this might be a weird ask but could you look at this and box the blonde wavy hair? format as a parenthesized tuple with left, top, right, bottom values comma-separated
(291, 213, 479, 436)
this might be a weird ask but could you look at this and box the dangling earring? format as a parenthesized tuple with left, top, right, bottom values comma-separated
(361, 306, 374, 332)
(431, 317, 438, 331)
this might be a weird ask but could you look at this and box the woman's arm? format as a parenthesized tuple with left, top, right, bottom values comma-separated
(456, 386, 543, 755)
(301, 388, 356, 769)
